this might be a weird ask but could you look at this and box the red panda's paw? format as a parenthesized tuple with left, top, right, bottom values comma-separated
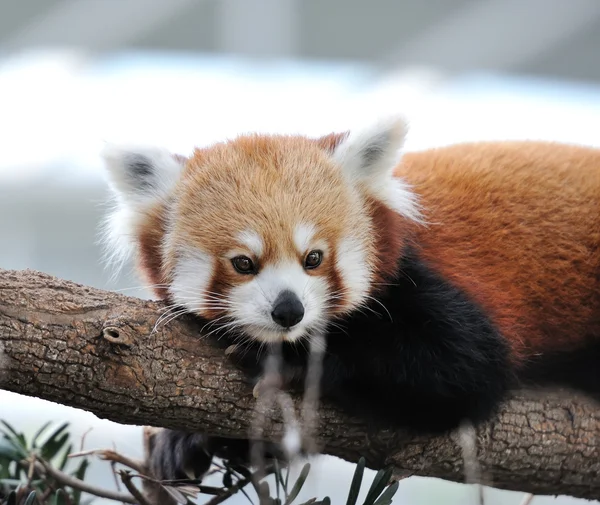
(252, 376, 275, 398)
(149, 430, 214, 484)
(223, 344, 265, 377)
(252, 372, 291, 399)
(252, 365, 308, 399)
(224, 344, 239, 356)
(222, 344, 309, 399)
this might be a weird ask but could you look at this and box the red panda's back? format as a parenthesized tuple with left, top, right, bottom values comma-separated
(398, 141, 600, 362)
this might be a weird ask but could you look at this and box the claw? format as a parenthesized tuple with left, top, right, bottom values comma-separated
(252, 374, 284, 398)
(182, 465, 197, 481)
(252, 381, 262, 398)
(225, 344, 238, 356)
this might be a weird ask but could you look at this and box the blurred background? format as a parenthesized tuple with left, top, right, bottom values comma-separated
(1, 0, 600, 503)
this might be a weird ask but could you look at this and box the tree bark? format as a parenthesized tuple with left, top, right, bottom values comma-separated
(0, 268, 598, 500)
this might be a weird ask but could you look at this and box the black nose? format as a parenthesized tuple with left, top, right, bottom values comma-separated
(271, 290, 305, 328)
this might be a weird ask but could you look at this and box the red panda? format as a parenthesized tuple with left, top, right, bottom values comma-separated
(100, 116, 600, 483)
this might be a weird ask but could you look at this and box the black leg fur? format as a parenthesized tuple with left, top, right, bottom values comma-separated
(149, 429, 290, 483)
(150, 430, 214, 483)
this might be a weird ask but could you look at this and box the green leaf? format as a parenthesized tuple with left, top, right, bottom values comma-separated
(39, 423, 70, 461)
(37, 422, 70, 449)
(308, 499, 331, 505)
(223, 468, 233, 488)
(283, 463, 310, 505)
(239, 486, 254, 505)
(1, 477, 25, 487)
(257, 481, 271, 505)
(6, 489, 17, 505)
(0, 421, 27, 451)
(31, 422, 53, 449)
(41, 433, 70, 463)
(71, 458, 89, 505)
(57, 443, 73, 472)
(284, 465, 291, 493)
(234, 465, 261, 495)
(275, 465, 287, 494)
(50, 488, 69, 505)
(0, 421, 21, 442)
(0, 436, 28, 461)
(296, 499, 317, 505)
(361, 467, 393, 505)
(24, 490, 38, 505)
(273, 459, 281, 499)
(346, 457, 365, 505)
(372, 481, 399, 505)
(0, 455, 13, 478)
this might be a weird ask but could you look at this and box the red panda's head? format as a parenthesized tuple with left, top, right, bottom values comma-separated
(101, 116, 421, 343)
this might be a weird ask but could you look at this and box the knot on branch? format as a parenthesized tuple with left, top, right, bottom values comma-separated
(102, 319, 136, 346)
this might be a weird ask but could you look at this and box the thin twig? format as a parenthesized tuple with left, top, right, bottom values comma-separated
(119, 470, 153, 505)
(202, 464, 277, 505)
(123, 471, 224, 496)
(35, 458, 138, 504)
(70, 448, 147, 474)
(79, 427, 93, 452)
(519, 494, 535, 505)
(110, 460, 124, 497)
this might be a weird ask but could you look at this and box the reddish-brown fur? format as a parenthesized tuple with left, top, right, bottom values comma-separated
(137, 202, 169, 300)
(367, 199, 411, 287)
(397, 141, 600, 363)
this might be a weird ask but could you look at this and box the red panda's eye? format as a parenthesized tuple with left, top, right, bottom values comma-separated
(304, 250, 323, 270)
(232, 256, 255, 274)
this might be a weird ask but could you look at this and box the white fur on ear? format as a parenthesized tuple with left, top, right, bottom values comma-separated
(331, 115, 421, 222)
(101, 143, 185, 204)
(99, 143, 186, 275)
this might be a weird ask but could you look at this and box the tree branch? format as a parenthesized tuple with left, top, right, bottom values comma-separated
(0, 269, 598, 500)
(34, 458, 138, 504)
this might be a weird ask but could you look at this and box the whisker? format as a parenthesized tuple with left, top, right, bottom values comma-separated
(153, 303, 186, 321)
(326, 321, 349, 336)
(203, 320, 242, 340)
(200, 314, 233, 334)
(112, 283, 172, 293)
(160, 309, 190, 328)
(156, 303, 184, 314)
(360, 295, 393, 322)
(254, 280, 272, 306)
(396, 269, 417, 287)
(151, 308, 189, 335)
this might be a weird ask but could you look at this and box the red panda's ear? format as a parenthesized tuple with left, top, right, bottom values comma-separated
(100, 143, 187, 276)
(325, 116, 422, 223)
(314, 131, 350, 153)
(101, 144, 186, 204)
